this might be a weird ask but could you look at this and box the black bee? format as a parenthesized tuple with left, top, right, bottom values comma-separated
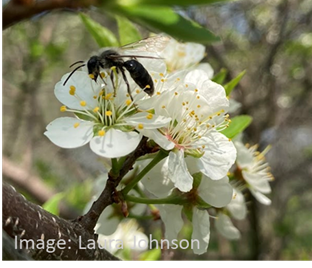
(63, 35, 170, 99)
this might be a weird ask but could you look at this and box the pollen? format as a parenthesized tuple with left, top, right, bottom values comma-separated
(145, 85, 151, 89)
(69, 85, 76, 95)
(104, 93, 113, 100)
(138, 124, 144, 130)
(105, 111, 112, 116)
(126, 99, 132, 106)
(74, 122, 80, 128)
(89, 74, 95, 79)
(60, 106, 67, 112)
(93, 107, 100, 113)
(100, 72, 106, 78)
(146, 113, 153, 120)
(80, 101, 87, 107)
(98, 130, 105, 136)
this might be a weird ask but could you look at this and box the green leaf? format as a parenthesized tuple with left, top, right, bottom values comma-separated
(112, 5, 220, 44)
(221, 115, 252, 139)
(212, 68, 228, 84)
(42, 193, 65, 216)
(79, 13, 119, 47)
(139, 248, 161, 261)
(116, 15, 142, 46)
(109, 0, 232, 6)
(224, 70, 246, 96)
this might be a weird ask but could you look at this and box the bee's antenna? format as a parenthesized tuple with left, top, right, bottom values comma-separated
(63, 64, 86, 86)
(69, 60, 85, 68)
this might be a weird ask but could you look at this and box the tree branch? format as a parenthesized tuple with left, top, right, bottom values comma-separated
(3, 0, 98, 29)
(78, 136, 151, 233)
(2, 182, 119, 260)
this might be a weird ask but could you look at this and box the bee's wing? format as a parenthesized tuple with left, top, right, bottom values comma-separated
(121, 34, 171, 53)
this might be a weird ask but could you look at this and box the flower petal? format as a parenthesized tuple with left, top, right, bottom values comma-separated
(141, 129, 175, 150)
(215, 213, 241, 240)
(192, 207, 210, 255)
(44, 117, 94, 148)
(243, 171, 272, 194)
(55, 71, 101, 110)
(163, 150, 193, 192)
(197, 131, 237, 180)
(157, 205, 183, 242)
(226, 188, 247, 220)
(125, 112, 171, 129)
(140, 159, 174, 198)
(250, 189, 272, 205)
(90, 129, 141, 158)
(198, 176, 233, 208)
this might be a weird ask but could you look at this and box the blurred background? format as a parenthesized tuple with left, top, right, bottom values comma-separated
(2, 0, 312, 260)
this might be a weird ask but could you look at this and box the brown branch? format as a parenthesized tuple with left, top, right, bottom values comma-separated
(2, 182, 119, 260)
(78, 136, 150, 233)
(2, 0, 98, 29)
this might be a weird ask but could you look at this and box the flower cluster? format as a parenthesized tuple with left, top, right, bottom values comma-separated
(45, 35, 273, 256)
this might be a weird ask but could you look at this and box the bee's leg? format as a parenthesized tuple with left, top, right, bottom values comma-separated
(120, 68, 134, 102)
(110, 70, 116, 96)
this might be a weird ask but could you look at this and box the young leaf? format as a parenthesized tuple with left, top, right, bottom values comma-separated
(224, 70, 246, 96)
(116, 15, 142, 46)
(221, 115, 252, 139)
(113, 5, 220, 44)
(212, 68, 228, 84)
(79, 13, 119, 47)
(42, 193, 65, 216)
(108, 0, 232, 6)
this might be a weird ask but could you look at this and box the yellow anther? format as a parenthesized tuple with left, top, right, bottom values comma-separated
(138, 124, 144, 130)
(162, 105, 166, 109)
(197, 105, 201, 108)
(196, 96, 200, 99)
(228, 138, 232, 141)
(93, 95, 97, 99)
(174, 92, 178, 96)
(136, 89, 141, 94)
(146, 113, 153, 120)
(154, 79, 158, 83)
(60, 106, 67, 112)
(125, 99, 132, 106)
(156, 91, 161, 95)
(100, 72, 105, 78)
(104, 93, 113, 100)
(105, 111, 112, 116)
(145, 85, 151, 89)
(74, 122, 80, 128)
(93, 107, 100, 113)
(89, 74, 95, 79)
(69, 85, 76, 95)
(185, 84, 188, 88)
(99, 90, 104, 96)
(80, 101, 87, 107)
(110, 66, 117, 71)
(159, 73, 164, 77)
(195, 89, 198, 92)
(161, 79, 165, 83)
(98, 130, 105, 136)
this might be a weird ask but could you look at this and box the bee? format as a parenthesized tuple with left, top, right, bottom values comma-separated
(63, 35, 170, 99)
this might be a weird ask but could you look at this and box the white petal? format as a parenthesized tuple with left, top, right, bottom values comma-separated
(226, 189, 247, 220)
(95, 206, 120, 235)
(197, 131, 237, 180)
(44, 117, 94, 148)
(198, 176, 233, 208)
(125, 112, 171, 129)
(215, 213, 241, 240)
(243, 171, 272, 194)
(140, 158, 174, 198)
(195, 63, 214, 79)
(233, 140, 254, 168)
(163, 150, 193, 192)
(200, 80, 229, 112)
(141, 129, 175, 150)
(90, 129, 141, 158)
(250, 189, 272, 205)
(55, 71, 101, 110)
(192, 208, 210, 255)
(157, 205, 183, 242)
